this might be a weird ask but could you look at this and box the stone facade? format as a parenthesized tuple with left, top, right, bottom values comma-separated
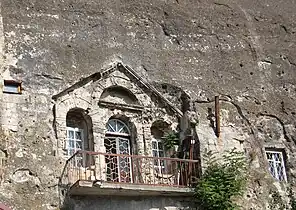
(53, 64, 180, 159)
(0, 0, 295, 209)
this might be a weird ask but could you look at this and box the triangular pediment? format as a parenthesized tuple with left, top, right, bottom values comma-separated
(52, 63, 182, 117)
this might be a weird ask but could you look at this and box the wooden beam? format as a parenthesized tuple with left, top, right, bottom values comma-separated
(215, 96, 220, 138)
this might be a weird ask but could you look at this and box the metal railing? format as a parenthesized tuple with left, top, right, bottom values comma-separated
(60, 150, 199, 189)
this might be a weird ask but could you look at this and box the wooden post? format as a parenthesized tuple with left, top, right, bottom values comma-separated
(215, 96, 220, 138)
(188, 135, 194, 185)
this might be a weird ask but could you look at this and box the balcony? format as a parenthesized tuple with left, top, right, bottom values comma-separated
(60, 150, 199, 197)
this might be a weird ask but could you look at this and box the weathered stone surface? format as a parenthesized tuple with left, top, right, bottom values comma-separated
(0, 0, 295, 209)
(70, 196, 194, 210)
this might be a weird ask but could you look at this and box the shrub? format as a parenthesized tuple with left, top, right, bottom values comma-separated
(194, 149, 247, 210)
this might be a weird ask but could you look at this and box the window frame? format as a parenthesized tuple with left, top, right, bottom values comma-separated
(66, 127, 84, 166)
(105, 118, 133, 183)
(152, 137, 166, 174)
(265, 149, 287, 182)
(3, 80, 22, 94)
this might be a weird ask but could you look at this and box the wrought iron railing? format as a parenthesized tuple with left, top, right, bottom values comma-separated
(60, 150, 199, 189)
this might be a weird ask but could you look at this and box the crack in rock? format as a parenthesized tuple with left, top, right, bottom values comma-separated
(213, 2, 232, 9)
(257, 113, 291, 142)
(158, 23, 181, 45)
(34, 73, 63, 81)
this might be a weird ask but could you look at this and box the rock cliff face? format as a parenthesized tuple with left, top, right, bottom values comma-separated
(0, 0, 295, 209)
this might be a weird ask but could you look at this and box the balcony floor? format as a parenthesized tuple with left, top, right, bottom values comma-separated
(69, 180, 194, 197)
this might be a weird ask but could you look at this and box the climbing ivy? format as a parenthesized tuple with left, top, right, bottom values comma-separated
(194, 149, 247, 210)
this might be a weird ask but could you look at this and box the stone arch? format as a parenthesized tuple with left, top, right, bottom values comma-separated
(66, 108, 94, 156)
(103, 115, 138, 183)
(56, 96, 92, 120)
(256, 116, 285, 143)
(99, 85, 140, 106)
(151, 120, 171, 140)
(104, 114, 138, 155)
(150, 120, 175, 158)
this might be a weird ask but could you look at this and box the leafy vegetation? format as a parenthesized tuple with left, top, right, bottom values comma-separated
(194, 149, 247, 210)
(162, 131, 179, 150)
(288, 187, 296, 210)
(291, 198, 296, 210)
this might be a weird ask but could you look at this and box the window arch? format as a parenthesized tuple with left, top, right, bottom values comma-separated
(100, 86, 139, 105)
(104, 117, 132, 183)
(66, 108, 94, 164)
(106, 119, 130, 136)
(151, 121, 171, 174)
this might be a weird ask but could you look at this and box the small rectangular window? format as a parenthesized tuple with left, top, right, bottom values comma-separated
(3, 80, 22, 94)
(266, 149, 287, 182)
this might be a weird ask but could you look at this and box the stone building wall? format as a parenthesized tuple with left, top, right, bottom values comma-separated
(0, 0, 295, 209)
(69, 196, 195, 210)
(54, 67, 179, 158)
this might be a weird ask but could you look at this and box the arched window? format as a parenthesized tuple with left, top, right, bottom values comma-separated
(151, 127, 165, 174)
(106, 119, 130, 136)
(104, 118, 132, 183)
(66, 108, 93, 166)
(151, 121, 171, 174)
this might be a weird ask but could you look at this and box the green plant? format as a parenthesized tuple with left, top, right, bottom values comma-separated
(162, 131, 179, 150)
(194, 149, 247, 210)
(288, 187, 296, 210)
(291, 199, 296, 210)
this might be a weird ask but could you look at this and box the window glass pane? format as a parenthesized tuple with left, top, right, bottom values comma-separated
(152, 141, 157, 149)
(276, 162, 284, 179)
(121, 126, 129, 134)
(107, 120, 116, 132)
(4, 84, 19, 93)
(266, 152, 272, 160)
(274, 153, 280, 161)
(107, 119, 129, 135)
(68, 140, 74, 148)
(76, 131, 82, 140)
(158, 142, 164, 150)
(118, 138, 130, 154)
(268, 161, 275, 176)
(75, 141, 82, 149)
(266, 151, 286, 181)
(152, 150, 158, 157)
(159, 151, 164, 157)
(117, 121, 123, 131)
(68, 130, 74, 139)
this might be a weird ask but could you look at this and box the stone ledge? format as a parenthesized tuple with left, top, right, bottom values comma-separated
(69, 180, 194, 197)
